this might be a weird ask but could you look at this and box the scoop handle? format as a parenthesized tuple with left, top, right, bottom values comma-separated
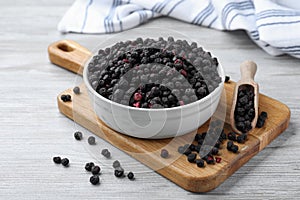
(48, 40, 92, 76)
(240, 61, 257, 82)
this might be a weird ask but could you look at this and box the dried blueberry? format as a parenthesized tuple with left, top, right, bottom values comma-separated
(74, 131, 83, 140)
(91, 166, 101, 175)
(85, 162, 95, 171)
(61, 158, 69, 167)
(231, 145, 239, 153)
(228, 132, 237, 141)
(127, 172, 135, 180)
(53, 156, 61, 164)
(237, 134, 247, 143)
(88, 136, 96, 145)
(112, 160, 121, 168)
(61, 94, 72, 102)
(206, 156, 215, 165)
(114, 167, 124, 178)
(73, 86, 80, 94)
(225, 76, 230, 83)
(195, 159, 205, 168)
(90, 175, 100, 185)
(187, 153, 197, 163)
(227, 140, 233, 150)
(211, 147, 219, 155)
(160, 149, 169, 158)
(177, 146, 185, 154)
(101, 149, 111, 158)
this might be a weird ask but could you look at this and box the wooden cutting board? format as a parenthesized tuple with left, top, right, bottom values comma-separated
(50, 40, 290, 192)
(57, 82, 290, 192)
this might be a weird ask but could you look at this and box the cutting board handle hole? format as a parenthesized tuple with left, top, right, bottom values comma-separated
(57, 43, 74, 52)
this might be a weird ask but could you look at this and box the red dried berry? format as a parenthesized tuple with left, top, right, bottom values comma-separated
(180, 69, 187, 77)
(215, 157, 222, 163)
(134, 93, 142, 101)
(133, 102, 140, 108)
(179, 101, 184, 106)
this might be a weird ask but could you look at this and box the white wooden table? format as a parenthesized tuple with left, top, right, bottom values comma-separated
(1, 1, 299, 199)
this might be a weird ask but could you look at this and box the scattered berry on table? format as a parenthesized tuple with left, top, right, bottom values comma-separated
(195, 159, 205, 168)
(101, 149, 111, 158)
(88, 136, 96, 145)
(231, 145, 239, 153)
(112, 160, 121, 168)
(127, 172, 135, 180)
(61, 94, 71, 102)
(225, 76, 230, 83)
(177, 146, 185, 154)
(211, 147, 219, 155)
(260, 111, 268, 120)
(160, 149, 169, 158)
(73, 86, 80, 94)
(256, 111, 268, 128)
(187, 153, 197, 163)
(189, 144, 196, 151)
(61, 158, 69, 167)
(215, 157, 222, 163)
(90, 175, 100, 185)
(74, 131, 83, 140)
(206, 156, 215, 165)
(53, 156, 61, 164)
(183, 148, 192, 156)
(114, 167, 124, 178)
(237, 134, 247, 143)
(91, 165, 101, 175)
(227, 140, 234, 150)
(85, 162, 95, 171)
(228, 132, 237, 141)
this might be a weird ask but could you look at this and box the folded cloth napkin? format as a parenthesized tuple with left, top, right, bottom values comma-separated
(58, 0, 300, 58)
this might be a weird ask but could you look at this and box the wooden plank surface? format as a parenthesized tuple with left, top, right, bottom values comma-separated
(0, 0, 300, 199)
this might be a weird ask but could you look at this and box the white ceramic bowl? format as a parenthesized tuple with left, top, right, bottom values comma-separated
(83, 29, 225, 139)
(83, 65, 224, 139)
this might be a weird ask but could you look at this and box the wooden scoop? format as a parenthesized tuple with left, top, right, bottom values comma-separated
(230, 61, 259, 134)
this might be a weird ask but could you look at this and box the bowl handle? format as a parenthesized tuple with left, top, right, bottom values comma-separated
(48, 40, 92, 75)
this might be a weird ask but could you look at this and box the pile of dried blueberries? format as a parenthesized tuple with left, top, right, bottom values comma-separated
(88, 37, 221, 108)
(234, 85, 255, 133)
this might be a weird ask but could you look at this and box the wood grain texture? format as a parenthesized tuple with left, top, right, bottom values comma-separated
(1, 0, 300, 199)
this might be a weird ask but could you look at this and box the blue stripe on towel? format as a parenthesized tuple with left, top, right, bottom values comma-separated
(257, 19, 300, 29)
(155, 0, 172, 13)
(151, 2, 160, 12)
(222, 1, 254, 28)
(208, 16, 217, 27)
(248, 30, 259, 40)
(275, 46, 300, 53)
(105, 0, 122, 33)
(257, 9, 300, 19)
(166, 0, 185, 16)
(196, 3, 215, 25)
(192, 2, 212, 24)
(104, 0, 116, 33)
(81, 0, 93, 32)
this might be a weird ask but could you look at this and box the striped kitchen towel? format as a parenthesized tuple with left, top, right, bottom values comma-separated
(58, 0, 300, 58)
